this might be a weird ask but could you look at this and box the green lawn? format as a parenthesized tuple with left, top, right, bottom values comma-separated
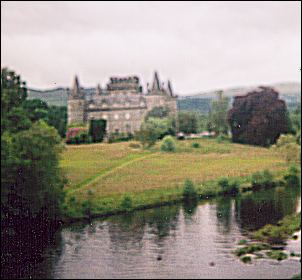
(61, 138, 287, 219)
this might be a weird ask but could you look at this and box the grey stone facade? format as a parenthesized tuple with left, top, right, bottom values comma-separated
(67, 72, 178, 135)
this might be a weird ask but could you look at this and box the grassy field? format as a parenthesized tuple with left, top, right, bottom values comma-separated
(61, 138, 288, 219)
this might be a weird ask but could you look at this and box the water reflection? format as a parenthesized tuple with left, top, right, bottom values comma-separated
(183, 200, 198, 219)
(30, 231, 64, 279)
(235, 186, 301, 231)
(108, 213, 146, 251)
(27, 186, 300, 279)
(216, 197, 232, 233)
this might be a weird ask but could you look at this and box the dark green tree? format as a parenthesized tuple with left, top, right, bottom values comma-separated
(178, 111, 198, 134)
(1, 68, 66, 278)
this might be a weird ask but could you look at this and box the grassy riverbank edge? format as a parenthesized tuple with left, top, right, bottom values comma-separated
(61, 167, 298, 225)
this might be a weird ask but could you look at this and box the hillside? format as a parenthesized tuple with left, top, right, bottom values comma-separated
(28, 82, 301, 113)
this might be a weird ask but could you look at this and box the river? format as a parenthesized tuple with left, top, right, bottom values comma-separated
(29, 186, 301, 279)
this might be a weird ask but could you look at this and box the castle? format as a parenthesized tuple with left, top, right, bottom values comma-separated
(67, 72, 178, 135)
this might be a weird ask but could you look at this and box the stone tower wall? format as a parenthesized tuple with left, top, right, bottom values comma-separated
(67, 99, 86, 124)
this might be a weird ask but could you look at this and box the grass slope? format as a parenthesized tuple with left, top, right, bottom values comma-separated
(61, 138, 287, 219)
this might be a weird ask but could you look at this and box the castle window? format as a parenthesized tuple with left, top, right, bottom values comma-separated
(102, 115, 108, 120)
(114, 114, 119, 120)
(125, 113, 130, 120)
(140, 101, 145, 107)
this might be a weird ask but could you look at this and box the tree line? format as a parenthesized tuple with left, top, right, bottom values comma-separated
(1, 68, 66, 278)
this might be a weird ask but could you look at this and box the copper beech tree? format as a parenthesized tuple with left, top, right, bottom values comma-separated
(227, 87, 289, 147)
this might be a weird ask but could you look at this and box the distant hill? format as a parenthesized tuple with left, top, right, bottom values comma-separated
(178, 82, 301, 114)
(28, 82, 301, 113)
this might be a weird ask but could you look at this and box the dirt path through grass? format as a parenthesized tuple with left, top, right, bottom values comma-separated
(67, 152, 159, 194)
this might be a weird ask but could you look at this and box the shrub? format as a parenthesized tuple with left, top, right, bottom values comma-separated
(283, 166, 300, 187)
(191, 142, 200, 148)
(183, 179, 198, 201)
(81, 200, 91, 217)
(218, 177, 239, 196)
(108, 132, 133, 143)
(120, 194, 133, 212)
(273, 134, 301, 163)
(251, 170, 274, 191)
(266, 250, 288, 261)
(216, 134, 229, 143)
(235, 243, 270, 257)
(161, 136, 176, 152)
(218, 177, 229, 189)
(238, 239, 248, 245)
(66, 127, 91, 144)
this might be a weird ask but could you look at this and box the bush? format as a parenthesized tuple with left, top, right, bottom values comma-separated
(108, 132, 133, 143)
(251, 170, 274, 191)
(191, 142, 200, 148)
(218, 177, 239, 196)
(66, 127, 91, 144)
(120, 194, 133, 212)
(273, 134, 301, 163)
(183, 179, 198, 201)
(216, 134, 229, 143)
(266, 250, 288, 261)
(81, 200, 91, 217)
(218, 177, 229, 189)
(161, 136, 176, 152)
(283, 166, 300, 187)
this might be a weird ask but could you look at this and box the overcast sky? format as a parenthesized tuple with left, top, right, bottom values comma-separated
(1, 1, 301, 94)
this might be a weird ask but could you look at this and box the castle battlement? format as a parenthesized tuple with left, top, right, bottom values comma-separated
(67, 72, 178, 135)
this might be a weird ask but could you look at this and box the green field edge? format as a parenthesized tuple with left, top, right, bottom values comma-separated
(62, 167, 295, 224)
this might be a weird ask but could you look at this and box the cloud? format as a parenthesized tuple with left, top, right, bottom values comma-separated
(1, 1, 301, 93)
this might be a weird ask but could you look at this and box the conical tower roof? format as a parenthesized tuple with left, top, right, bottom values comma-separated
(71, 75, 81, 97)
(167, 80, 173, 97)
(151, 71, 161, 91)
(95, 84, 102, 95)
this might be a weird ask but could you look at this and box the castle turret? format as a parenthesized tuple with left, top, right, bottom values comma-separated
(151, 71, 161, 92)
(67, 75, 86, 125)
(95, 84, 102, 96)
(167, 80, 174, 97)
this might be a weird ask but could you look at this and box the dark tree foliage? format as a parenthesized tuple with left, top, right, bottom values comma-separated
(1, 68, 65, 278)
(22, 99, 49, 122)
(47, 105, 67, 138)
(227, 87, 289, 146)
(178, 111, 198, 134)
(22, 99, 67, 138)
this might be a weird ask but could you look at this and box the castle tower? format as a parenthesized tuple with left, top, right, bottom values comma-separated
(167, 80, 174, 97)
(95, 84, 102, 96)
(67, 75, 86, 125)
(151, 71, 161, 92)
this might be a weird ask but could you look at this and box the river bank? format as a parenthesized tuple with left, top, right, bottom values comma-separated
(62, 166, 299, 225)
